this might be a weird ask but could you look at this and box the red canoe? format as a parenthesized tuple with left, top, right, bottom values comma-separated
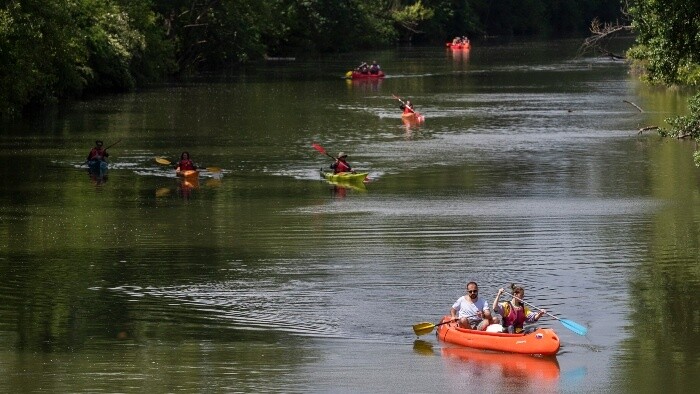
(446, 42, 471, 50)
(349, 71, 385, 79)
(436, 316, 560, 356)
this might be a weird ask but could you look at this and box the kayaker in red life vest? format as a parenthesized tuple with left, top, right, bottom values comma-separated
(491, 284, 545, 333)
(175, 151, 197, 172)
(400, 100, 415, 114)
(330, 152, 353, 174)
(86, 140, 109, 162)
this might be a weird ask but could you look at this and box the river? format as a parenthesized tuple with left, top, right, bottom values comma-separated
(1, 38, 698, 393)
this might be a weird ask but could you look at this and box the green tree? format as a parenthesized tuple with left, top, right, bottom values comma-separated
(627, 0, 700, 86)
(624, 0, 700, 165)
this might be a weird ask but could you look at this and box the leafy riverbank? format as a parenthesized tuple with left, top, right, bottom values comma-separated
(0, 0, 622, 119)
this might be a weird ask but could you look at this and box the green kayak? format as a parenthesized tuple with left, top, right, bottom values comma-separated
(321, 171, 368, 183)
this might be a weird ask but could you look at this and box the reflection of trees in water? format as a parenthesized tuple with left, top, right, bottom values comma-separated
(617, 147, 700, 392)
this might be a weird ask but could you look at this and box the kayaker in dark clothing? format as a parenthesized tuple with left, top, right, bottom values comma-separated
(330, 152, 353, 174)
(175, 151, 197, 172)
(369, 60, 381, 75)
(86, 140, 109, 163)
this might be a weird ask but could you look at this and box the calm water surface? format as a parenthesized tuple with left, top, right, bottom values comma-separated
(1, 39, 699, 393)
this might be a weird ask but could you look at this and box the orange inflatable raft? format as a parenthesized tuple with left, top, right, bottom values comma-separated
(436, 316, 560, 356)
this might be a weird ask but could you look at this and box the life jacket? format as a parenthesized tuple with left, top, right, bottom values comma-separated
(501, 301, 528, 332)
(177, 159, 195, 171)
(87, 147, 107, 161)
(333, 160, 351, 174)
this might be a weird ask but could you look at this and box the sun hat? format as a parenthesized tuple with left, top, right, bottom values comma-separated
(337, 152, 347, 158)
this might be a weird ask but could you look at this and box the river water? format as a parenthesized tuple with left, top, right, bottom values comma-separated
(1, 39, 699, 393)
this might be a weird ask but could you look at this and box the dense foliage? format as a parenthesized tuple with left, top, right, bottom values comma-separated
(625, 1, 700, 165)
(0, 0, 621, 118)
(627, 0, 700, 86)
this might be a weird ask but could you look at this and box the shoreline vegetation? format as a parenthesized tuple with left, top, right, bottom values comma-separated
(1, 0, 623, 119)
(2, 1, 698, 166)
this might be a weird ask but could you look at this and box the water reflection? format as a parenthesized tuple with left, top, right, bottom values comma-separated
(412, 339, 435, 356)
(87, 167, 108, 185)
(346, 78, 383, 93)
(441, 345, 560, 390)
(448, 47, 471, 64)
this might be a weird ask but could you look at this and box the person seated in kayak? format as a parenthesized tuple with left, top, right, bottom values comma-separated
(450, 281, 493, 330)
(330, 152, 353, 174)
(175, 151, 197, 172)
(86, 140, 109, 163)
(492, 284, 545, 333)
(356, 62, 369, 74)
(369, 60, 381, 75)
(462, 36, 470, 45)
(400, 100, 415, 114)
(452, 37, 461, 45)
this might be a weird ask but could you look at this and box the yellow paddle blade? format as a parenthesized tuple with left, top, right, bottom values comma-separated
(345, 70, 353, 78)
(412, 322, 436, 336)
(155, 157, 171, 165)
(205, 166, 221, 173)
(155, 187, 171, 197)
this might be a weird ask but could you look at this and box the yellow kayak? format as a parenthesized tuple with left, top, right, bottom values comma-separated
(321, 171, 368, 183)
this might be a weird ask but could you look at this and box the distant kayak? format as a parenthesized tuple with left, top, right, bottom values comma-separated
(402, 112, 425, 123)
(321, 171, 368, 183)
(446, 42, 471, 50)
(348, 71, 385, 79)
(436, 316, 560, 356)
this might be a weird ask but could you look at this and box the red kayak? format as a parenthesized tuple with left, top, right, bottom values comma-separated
(348, 71, 385, 79)
(446, 42, 471, 50)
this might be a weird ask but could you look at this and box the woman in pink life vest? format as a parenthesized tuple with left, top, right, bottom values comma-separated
(492, 284, 545, 333)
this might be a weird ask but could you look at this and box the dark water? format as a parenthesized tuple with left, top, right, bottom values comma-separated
(1, 39, 699, 392)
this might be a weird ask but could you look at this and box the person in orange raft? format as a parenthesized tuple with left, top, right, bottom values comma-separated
(492, 284, 546, 333)
(330, 152, 353, 174)
(400, 100, 415, 114)
(175, 151, 196, 172)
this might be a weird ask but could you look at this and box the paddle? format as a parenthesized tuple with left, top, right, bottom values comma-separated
(154, 157, 221, 173)
(502, 290, 588, 336)
(311, 143, 335, 160)
(104, 139, 122, 151)
(345, 70, 353, 78)
(413, 318, 458, 336)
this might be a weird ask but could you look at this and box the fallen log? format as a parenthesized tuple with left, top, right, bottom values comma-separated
(624, 100, 643, 112)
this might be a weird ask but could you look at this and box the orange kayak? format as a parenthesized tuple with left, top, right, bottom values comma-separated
(176, 170, 199, 178)
(401, 112, 425, 123)
(436, 316, 560, 356)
